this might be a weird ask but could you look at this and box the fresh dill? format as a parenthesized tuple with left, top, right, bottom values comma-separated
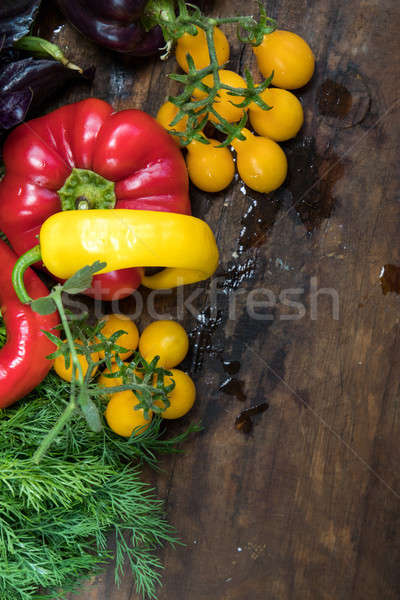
(0, 373, 200, 600)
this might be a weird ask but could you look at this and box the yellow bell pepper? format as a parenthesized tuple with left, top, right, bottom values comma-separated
(13, 210, 219, 299)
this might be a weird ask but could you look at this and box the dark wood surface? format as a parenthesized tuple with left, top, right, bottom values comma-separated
(36, 1, 400, 599)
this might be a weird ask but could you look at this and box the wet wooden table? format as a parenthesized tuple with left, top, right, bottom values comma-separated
(37, 1, 400, 598)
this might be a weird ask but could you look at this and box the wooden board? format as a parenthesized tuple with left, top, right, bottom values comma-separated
(35, 1, 400, 598)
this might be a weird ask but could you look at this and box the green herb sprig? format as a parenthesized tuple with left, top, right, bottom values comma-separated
(144, 0, 276, 146)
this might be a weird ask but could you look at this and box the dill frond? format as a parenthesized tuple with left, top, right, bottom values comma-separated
(0, 373, 199, 600)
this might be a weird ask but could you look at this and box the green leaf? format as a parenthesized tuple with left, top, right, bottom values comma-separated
(62, 261, 107, 294)
(42, 329, 61, 344)
(31, 296, 57, 315)
(79, 392, 102, 432)
(169, 109, 188, 127)
(185, 52, 196, 73)
(168, 73, 191, 84)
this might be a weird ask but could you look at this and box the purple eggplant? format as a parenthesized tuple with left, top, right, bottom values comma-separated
(0, 0, 95, 143)
(0, 57, 94, 135)
(0, 0, 41, 49)
(0, 88, 32, 130)
(56, 0, 164, 56)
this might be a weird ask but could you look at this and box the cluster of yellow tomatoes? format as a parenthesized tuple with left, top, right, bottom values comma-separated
(53, 315, 196, 438)
(157, 28, 315, 194)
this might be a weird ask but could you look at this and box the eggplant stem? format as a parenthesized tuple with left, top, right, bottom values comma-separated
(14, 36, 83, 74)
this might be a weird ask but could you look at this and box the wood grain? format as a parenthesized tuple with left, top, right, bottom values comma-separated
(36, 1, 400, 598)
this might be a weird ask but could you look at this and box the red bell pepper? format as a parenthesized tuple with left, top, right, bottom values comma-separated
(0, 240, 59, 408)
(0, 98, 190, 300)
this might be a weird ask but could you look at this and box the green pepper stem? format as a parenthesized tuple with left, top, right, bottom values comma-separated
(12, 245, 42, 304)
(58, 168, 116, 211)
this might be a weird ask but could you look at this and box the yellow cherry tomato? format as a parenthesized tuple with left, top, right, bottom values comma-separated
(193, 70, 247, 123)
(53, 340, 99, 383)
(99, 314, 139, 361)
(156, 101, 205, 147)
(139, 320, 189, 369)
(186, 137, 235, 193)
(105, 390, 152, 438)
(98, 363, 143, 395)
(231, 128, 288, 193)
(155, 369, 196, 419)
(98, 361, 124, 389)
(253, 30, 315, 90)
(176, 26, 229, 73)
(249, 88, 304, 141)
(156, 101, 187, 146)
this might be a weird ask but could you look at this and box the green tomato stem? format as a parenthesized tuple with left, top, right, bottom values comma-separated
(146, 1, 277, 145)
(33, 290, 85, 461)
(53, 291, 85, 388)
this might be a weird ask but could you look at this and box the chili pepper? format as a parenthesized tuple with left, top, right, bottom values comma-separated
(0, 239, 59, 409)
(12, 209, 219, 299)
(56, 0, 164, 57)
(0, 98, 190, 300)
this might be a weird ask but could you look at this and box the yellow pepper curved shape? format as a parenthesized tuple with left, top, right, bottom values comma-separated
(39, 209, 219, 289)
